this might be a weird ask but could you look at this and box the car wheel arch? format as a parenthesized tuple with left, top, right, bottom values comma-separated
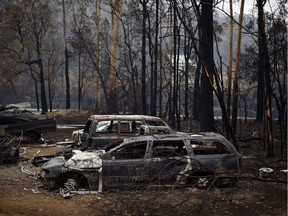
(185, 171, 215, 188)
(56, 171, 90, 189)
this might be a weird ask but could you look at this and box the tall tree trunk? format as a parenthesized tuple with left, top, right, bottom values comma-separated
(183, 30, 191, 121)
(176, 24, 181, 130)
(34, 79, 39, 111)
(159, 21, 163, 117)
(140, 0, 148, 114)
(257, 0, 274, 157)
(48, 78, 52, 112)
(168, 3, 173, 123)
(38, 59, 48, 112)
(95, 0, 102, 113)
(108, 0, 122, 114)
(29, 67, 40, 111)
(62, 0, 70, 109)
(151, 0, 159, 116)
(78, 47, 81, 111)
(192, 58, 201, 120)
(199, 0, 215, 132)
(227, 0, 234, 120)
(172, 0, 178, 128)
(35, 37, 48, 112)
(192, 20, 201, 121)
(256, 1, 265, 122)
(231, 0, 245, 133)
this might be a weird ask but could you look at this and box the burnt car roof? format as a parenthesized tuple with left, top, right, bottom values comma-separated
(106, 132, 241, 155)
(88, 115, 166, 122)
(119, 132, 229, 143)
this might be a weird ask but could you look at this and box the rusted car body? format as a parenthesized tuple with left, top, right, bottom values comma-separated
(78, 115, 174, 148)
(39, 133, 242, 191)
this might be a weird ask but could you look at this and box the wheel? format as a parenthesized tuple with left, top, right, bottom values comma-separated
(24, 131, 41, 143)
(62, 173, 89, 190)
(196, 177, 211, 188)
(186, 172, 214, 189)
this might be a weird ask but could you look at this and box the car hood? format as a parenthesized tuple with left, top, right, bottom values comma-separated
(64, 150, 104, 170)
(42, 156, 66, 170)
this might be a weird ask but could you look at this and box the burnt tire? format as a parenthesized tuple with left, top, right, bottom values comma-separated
(186, 172, 214, 189)
(62, 173, 89, 190)
(24, 131, 41, 143)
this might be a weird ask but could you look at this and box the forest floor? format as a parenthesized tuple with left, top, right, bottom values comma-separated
(0, 109, 287, 216)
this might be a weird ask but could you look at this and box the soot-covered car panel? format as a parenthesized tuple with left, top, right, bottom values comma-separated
(39, 133, 242, 192)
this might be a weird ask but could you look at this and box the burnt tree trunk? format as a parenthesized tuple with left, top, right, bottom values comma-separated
(199, 0, 215, 132)
(140, 0, 148, 115)
(257, 0, 274, 157)
(62, 0, 70, 109)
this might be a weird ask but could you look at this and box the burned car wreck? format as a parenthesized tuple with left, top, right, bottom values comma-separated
(0, 103, 56, 143)
(77, 115, 175, 148)
(39, 133, 242, 192)
(0, 103, 46, 124)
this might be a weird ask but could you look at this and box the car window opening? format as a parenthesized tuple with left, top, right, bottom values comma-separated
(191, 140, 230, 155)
(152, 140, 187, 157)
(110, 142, 147, 159)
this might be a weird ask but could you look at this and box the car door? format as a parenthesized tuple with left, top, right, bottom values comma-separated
(101, 141, 149, 189)
(147, 140, 190, 186)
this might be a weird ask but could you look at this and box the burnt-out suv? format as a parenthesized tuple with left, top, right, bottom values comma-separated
(39, 132, 242, 192)
(77, 115, 174, 148)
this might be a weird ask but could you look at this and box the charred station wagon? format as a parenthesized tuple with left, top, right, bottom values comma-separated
(76, 115, 174, 148)
(39, 132, 242, 192)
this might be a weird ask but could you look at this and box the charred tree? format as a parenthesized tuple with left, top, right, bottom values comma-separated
(257, 0, 274, 157)
(95, 0, 102, 113)
(151, 0, 159, 116)
(62, 0, 70, 109)
(231, 0, 245, 134)
(256, 3, 265, 123)
(227, 0, 234, 120)
(183, 29, 193, 121)
(199, 0, 215, 132)
(108, 0, 122, 114)
(140, 0, 148, 115)
(192, 58, 201, 120)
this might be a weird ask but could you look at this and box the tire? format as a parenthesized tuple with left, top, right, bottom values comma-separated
(24, 131, 41, 143)
(186, 172, 214, 189)
(62, 173, 89, 190)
